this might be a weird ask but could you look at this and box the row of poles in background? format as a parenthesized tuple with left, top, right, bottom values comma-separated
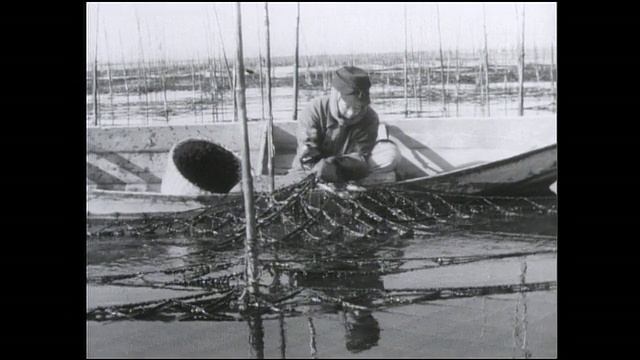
(401, 3, 555, 118)
(89, 2, 556, 125)
(89, 2, 291, 127)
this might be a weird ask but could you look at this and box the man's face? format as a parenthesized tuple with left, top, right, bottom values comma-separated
(337, 97, 366, 123)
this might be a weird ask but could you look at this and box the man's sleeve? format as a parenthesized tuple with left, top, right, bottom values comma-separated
(296, 99, 322, 153)
(292, 99, 324, 170)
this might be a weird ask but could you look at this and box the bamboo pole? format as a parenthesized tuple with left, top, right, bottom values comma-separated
(550, 45, 555, 107)
(418, 50, 423, 115)
(118, 31, 130, 125)
(471, 27, 481, 103)
(197, 52, 204, 123)
(205, 11, 216, 123)
(293, 2, 300, 120)
(504, 64, 509, 115)
(134, 10, 149, 124)
(92, 4, 99, 126)
(426, 49, 430, 112)
(436, 4, 447, 116)
(146, 20, 157, 122)
(455, 41, 460, 117)
(482, 4, 491, 116)
(190, 59, 197, 118)
(234, 2, 259, 297)
(265, 2, 275, 193)
(210, 57, 218, 122)
(218, 54, 226, 121)
(403, 4, 408, 117)
(102, 25, 115, 125)
(409, 23, 417, 117)
(551, 4, 556, 109)
(256, 3, 265, 121)
(533, 41, 540, 83)
(158, 39, 169, 122)
(504, 28, 509, 115)
(445, 49, 450, 88)
(213, 3, 236, 121)
(516, 3, 525, 116)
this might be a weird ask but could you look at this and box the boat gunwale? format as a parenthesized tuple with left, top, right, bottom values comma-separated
(380, 143, 557, 187)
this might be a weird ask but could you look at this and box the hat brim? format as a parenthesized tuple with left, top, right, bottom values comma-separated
(340, 92, 371, 107)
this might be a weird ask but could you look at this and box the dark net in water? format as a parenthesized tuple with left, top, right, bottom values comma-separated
(87, 175, 557, 322)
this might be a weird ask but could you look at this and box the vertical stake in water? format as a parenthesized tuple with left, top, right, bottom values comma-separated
(209, 58, 218, 122)
(410, 27, 418, 116)
(256, 3, 265, 121)
(418, 48, 423, 115)
(234, 2, 259, 296)
(436, 4, 447, 116)
(92, 4, 100, 126)
(102, 25, 115, 125)
(482, 4, 491, 116)
(455, 25, 460, 117)
(403, 4, 408, 118)
(118, 31, 130, 125)
(134, 9, 149, 124)
(264, 2, 275, 193)
(516, 3, 525, 116)
(504, 27, 509, 115)
(551, 3, 556, 110)
(213, 3, 236, 121)
(190, 59, 197, 118)
(159, 41, 169, 122)
(292, 2, 300, 120)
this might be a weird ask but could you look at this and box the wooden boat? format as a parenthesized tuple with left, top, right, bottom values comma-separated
(386, 143, 557, 196)
(87, 116, 557, 219)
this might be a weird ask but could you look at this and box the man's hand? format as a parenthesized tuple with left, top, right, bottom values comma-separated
(311, 156, 340, 182)
(300, 146, 321, 170)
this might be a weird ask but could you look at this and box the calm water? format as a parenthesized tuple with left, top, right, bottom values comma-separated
(87, 210, 557, 358)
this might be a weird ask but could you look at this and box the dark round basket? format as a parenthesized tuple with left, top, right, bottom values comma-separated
(160, 138, 241, 195)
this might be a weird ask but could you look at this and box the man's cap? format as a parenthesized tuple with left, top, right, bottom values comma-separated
(332, 66, 371, 107)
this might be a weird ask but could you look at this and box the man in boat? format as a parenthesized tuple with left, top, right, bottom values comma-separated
(288, 66, 401, 184)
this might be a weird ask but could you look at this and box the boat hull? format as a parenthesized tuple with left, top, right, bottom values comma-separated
(87, 144, 557, 220)
(87, 116, 557, 219)
(387, 144, 557, 196)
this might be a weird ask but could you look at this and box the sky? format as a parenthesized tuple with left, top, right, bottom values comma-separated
(86, 2, 556, 64)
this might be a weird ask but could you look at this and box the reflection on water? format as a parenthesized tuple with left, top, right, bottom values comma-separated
(343, 310, 381, 354)
(307, 317, 317, 358)
(292, 254, 387, 355)
(247, 314, 265, 359)
(513, 257, 532, 359)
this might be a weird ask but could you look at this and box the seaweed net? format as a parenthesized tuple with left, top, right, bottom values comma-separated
(87, 175, 557, 322)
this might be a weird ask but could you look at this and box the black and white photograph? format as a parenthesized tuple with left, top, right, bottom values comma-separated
(86, 2, 557, 358)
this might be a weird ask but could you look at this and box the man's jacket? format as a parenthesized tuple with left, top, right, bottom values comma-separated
(293, 95, 379, 180)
